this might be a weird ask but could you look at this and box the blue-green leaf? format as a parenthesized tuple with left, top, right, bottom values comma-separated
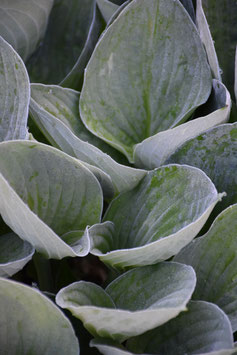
(0, 278, 79, 354)
(56, 262, 196, 342)
(80, 0, 212, 161)
(0, 36, 30, 141)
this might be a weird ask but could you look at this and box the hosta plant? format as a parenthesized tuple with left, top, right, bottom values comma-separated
(0, 0, 237, 354)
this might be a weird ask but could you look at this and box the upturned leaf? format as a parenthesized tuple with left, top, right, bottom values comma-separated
(0, 278, 79, 354)
(80, 0, 212, 161)
(90, 165, 222, 269)
(56, 262, 196, 342)
(174, 204, 237, 332)
(134, 80, 231, 169)
(0, 140, 103, 259)
(30, 84, 146, 196)
(126, 301, 234, 355)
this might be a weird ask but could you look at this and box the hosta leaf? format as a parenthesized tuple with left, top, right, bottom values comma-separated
(0, 278, 79, 354)
(30, 84, 127, 163)
(196, 0, 221, 81)
(174, 204, 237, 332)
(134, 80, 230, 169)
(30, 84, 146, 196)
(27, 0, 103, 90)
(0, 140, 103, 259)
(97, 0, 119, 23)
(0, 232, 34, 277)
(127, 301, 234, 355)
(56, 262, 196, 342)
(0, 0, 53, 61)
(80, 0, 212, 161)
(166, 123, 237, 215)
(0, 36, 30, 141)
(90, 165, 221, 269)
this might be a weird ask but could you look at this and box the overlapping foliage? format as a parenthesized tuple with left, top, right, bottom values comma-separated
(0, 0, 237, 354)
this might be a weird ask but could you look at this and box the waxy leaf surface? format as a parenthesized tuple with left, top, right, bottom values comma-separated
(127, 301, 234, 355)
(30, 84, 146, 196)
(175, 204, 237, 332)
(56, 262, 196, 342)
(0, 278, 79, 354)
(167, 123, 237, 214)
(0, 140, 103, 259)
(0, 36, 30, 141)
(80, 0, 212, 161)
(0, 0, 54, 61)
(0, 232, 34, 277)
(90, 165, 221, 269)
(134, 80, 230, 169)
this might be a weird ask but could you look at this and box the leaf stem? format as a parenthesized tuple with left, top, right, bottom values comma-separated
(33, 253, 54, 292)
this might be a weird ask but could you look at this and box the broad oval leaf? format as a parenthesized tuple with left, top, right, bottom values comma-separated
(0, 277, 79, 354)
(30, 84, 128, 163)
(56, 262, 196, 342)
(90, 165, 222, 269)
(29, 84, 146, 196)
(0, 140, 103, 259)
(126, 301, 234, 355)
(80, 0, 212, 161)
(0, 0, 54, 61)
(0, 36, 30, 141)
(134, 80, 231, 169)
(174, 204, 237, 332)
(0, 232, 34, 277)
(27, 0, 103, 90)
(166, 122, 237, 215)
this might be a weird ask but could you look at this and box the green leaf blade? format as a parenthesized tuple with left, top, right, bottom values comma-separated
(0, 0, 54, 61)
(166, 122, 237, 216)
(174, 204, 237, 332)
(56, 262, 196, 342)
(127, 301, 234, 355)
(0, 278, 80, 354)
(27, 0, 102, 89)
(29, 84, 146, 196)
(134, 80, 231, 169)
(0, 232, 34, 277)
(0, 36, 30, 141)
(90, 165, 221, 269)
(0, 141, 103, 258)
(80, 0, 212, 161)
